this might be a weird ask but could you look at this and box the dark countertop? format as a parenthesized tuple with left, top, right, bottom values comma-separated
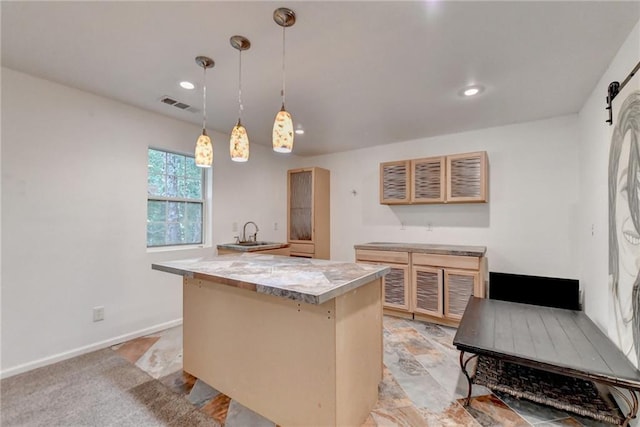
(354, 242, 486, 257)
(152, 253, 389, 305)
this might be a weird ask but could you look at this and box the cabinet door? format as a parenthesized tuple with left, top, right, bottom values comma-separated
(288, 170, 313, 242)
(413, 266, 443, 317)
(380, 161, 410, 204)
(358, 261, 410, 311)
(383, 264, 410, 311)
(444, 269, 479, 320)
(446, 151, 487, 203)
(411, 157, 445, 203)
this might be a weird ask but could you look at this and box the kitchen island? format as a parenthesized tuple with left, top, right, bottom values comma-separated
(152, 253, 389, 427)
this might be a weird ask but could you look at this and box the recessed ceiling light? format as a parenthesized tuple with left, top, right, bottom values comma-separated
(179, 81, 195, 90)
(295, 129, 305, 135)
(460, 85, 484, 97)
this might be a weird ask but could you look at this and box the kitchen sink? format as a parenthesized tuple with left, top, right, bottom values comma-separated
(234, 241, 276, 247)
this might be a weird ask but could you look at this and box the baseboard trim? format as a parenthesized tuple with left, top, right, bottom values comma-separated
(0, 318, 183, 379)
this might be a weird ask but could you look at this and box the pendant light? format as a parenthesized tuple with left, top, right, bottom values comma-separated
(229, 36, 251, 162)
(194, 56, 214, 167)
(272, 7, 296, 154)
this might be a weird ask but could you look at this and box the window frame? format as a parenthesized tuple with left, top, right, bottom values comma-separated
(146, 147, 208, 249)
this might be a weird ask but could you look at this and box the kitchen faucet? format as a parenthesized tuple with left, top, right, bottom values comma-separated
(242, 221, 259, 242)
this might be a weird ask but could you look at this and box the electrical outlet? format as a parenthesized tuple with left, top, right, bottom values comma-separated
(274, 222, 278, 231)
(400, 222, 405, 230)
(427, 222, 433, 232)
(232, 222, 238, 232)
(93, 306, 104, 322)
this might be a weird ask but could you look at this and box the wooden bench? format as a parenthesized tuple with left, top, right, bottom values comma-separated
(453, 297, 640, 426)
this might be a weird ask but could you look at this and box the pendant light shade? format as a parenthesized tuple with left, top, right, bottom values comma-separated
(272, 8, 296, 154)
(195, 130, 213, 167)
(194, 56, 214, 168)
(229, 35, 251, 162)
(230, 122, 249, 162)
(273, 108, 294, 153)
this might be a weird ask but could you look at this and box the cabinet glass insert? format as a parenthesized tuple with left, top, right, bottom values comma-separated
(289, 171, 312, 241)
(384, 268, 406, 306)
(415, 270, 440, 312)
(382, 164, 408, 200)
(446, 274, 474, 316)
(414, 160, 442, 200)
(449, 157, 481, 198)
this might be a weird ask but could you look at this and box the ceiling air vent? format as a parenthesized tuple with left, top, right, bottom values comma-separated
(159, 96, 194, 112)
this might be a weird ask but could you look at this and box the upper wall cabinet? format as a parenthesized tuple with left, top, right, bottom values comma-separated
(380, 151, 487, 205)
(379, 161, 410, 204)
(411, 156, 446, 203)
(446, 151, 487, 203)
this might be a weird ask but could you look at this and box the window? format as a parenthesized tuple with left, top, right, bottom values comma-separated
(147, 148, 205, 247)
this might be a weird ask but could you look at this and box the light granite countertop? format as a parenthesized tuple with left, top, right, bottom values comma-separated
(216, 241, 289, 252)
(354, 242, 486, 257)
(152, 253, 389, 305)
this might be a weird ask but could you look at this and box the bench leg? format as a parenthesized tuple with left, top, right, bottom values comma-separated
(459, 351, 478, 406)
(611, 387, 639, 426)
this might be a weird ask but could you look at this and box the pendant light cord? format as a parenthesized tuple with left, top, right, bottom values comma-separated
(238, 49, 243, 122)
(202, 65, 207, 130)
(281, 25, 286, 107)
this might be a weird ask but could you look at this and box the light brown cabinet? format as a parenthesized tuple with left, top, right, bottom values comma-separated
(411, 156, 446, 203)
(412, 266, 443, 317)
(380, 151, 487, 205)
(355, 244, 487, 326)
(443, 269, 480, 321)
(288, 167, 330, 259)
(379, 161, 411, 204)
(411, 255, 484, 326)
(354, 249, 411, 315)
(446, 151, 487, 203)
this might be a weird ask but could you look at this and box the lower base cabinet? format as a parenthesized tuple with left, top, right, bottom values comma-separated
(443, 269, 480, 321)
(383, 265, 410, 311)
(355, 247, 486, 326)
(354, 250, 411, 315)
(413, 266, 443, 317)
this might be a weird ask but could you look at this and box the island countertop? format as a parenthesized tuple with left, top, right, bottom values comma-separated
(152, 253, 389, 305)
(354, 242, 486, 257)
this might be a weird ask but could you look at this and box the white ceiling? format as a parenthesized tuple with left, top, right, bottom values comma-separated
(2, 1, 639, 156)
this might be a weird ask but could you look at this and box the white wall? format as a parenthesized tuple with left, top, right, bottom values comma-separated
(577, 21, 640, 330)
(0, 68, 293, 377)
(299, 115, 580, 280)
(210, 137, 294, 247)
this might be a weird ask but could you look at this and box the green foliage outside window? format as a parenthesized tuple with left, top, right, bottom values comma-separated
(147, 149, 204, 247)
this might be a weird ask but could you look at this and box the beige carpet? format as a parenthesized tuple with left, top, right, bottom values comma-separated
(1, 348, 219, 426)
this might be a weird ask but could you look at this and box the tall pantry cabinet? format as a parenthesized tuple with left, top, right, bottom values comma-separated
(287, 167, 330, 259)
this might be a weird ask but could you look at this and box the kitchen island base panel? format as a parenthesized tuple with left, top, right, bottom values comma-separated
(183, 277, 382, 427)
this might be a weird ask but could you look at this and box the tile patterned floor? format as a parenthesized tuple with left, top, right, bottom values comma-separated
(111, 316, 609, 426)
